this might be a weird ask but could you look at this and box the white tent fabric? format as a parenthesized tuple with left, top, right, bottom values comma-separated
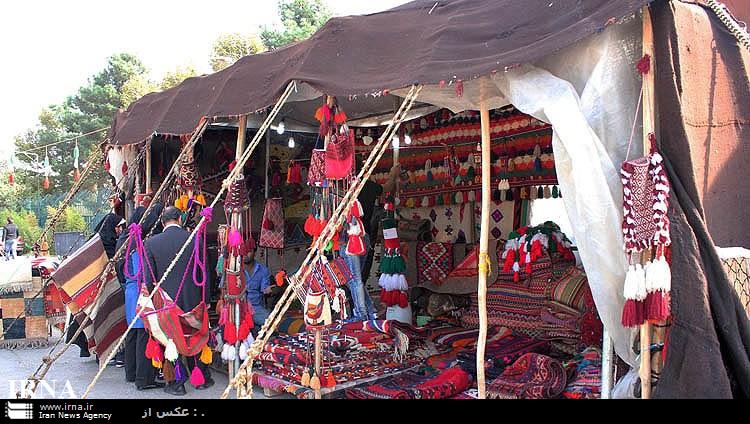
(393, 13, 643, 394)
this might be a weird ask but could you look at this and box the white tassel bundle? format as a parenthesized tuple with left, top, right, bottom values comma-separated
(164, 339, 179, 362)
(646, 256, 671, 292)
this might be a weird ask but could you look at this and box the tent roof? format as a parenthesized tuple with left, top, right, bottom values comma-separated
(109, 0, 650, 145)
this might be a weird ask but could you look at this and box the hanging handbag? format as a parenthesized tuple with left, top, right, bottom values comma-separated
(308, 149, 327, 187)
(325, 124, 354, 180)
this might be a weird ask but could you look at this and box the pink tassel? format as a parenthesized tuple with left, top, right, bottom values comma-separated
(228, 228, 243, 248)
(190, 365, 205, 387)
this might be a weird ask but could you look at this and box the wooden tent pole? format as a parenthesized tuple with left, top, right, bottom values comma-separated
(476, 79, 491, 399)
(231, 115, 248, 382)
(640, 5, 655, 400)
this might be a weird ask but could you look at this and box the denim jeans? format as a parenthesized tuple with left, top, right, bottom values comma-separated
(251, 302, 270, 336)
(5, 240, 16, 260)
(340, 234, 377, 321)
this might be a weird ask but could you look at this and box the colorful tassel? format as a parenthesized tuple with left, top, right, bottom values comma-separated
(310, 373, 321, 390)
(224, 321, 238, 345)
(301, 369, 311, 386)
(199, 345, 213, 365)
(537, 186, 544, 199)
(164, 339, 179, 362)
(190, 365, 205, 387)
(43, 176, 50, 190)
(275, 270, 286, 287)
(162, 360, 176, 382)
(174, 360, 184, 382)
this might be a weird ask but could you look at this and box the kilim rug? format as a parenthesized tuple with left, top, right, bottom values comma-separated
(487, 353, 566, 399)
(416, 242, 453, 286)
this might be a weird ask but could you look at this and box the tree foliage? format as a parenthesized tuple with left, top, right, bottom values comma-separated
(160, 65, 199, 90)
(210, 33, 265, 72)
(260, 0, 331, 50)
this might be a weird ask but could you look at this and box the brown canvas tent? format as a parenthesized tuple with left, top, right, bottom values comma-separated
(104, 0, 750, 398)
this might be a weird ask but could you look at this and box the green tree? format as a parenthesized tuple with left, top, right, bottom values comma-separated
(260, 0, 331, 50)
(160, 65, 199, 90)
(210, 33, 266, 72)
(14, 53, 149, 198)
(46, 206, 87, 233)
(121, 73, 157, 107)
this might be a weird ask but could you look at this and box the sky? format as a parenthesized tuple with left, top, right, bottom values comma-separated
(0, 0, 409, 157)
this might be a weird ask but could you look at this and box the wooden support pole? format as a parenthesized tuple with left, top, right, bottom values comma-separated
(476, 80, 491, 399)
(640, 5, 655, 400)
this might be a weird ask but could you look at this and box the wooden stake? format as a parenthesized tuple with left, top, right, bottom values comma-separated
(476, 78, 491, 399)
(640, 5, 655, 400)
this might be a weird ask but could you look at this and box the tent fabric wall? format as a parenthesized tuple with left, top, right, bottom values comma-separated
(482, 15, 643, 381)
(652, 0, 750, 398)
(108, 0, 650, 146)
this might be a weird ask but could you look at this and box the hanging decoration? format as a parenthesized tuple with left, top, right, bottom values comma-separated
(501, 222, 575, 283)
(133, 209, 213, 384)
(73, 141, 81, 182)
(378, 198, 409, 307)
(173, 141, 207, 230)
(259, 198, 285, 249)
(43, 148, 51, 190)
(7, 151, 15, 185)
(620, 135, 672, 327)
(218, 173, 256, 363)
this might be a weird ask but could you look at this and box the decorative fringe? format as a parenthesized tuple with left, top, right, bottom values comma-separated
(162, 360, 176, 382)
(301, 369, 311, 387)
(174, 360, 184, 382)
(164, 339, 179, 362)
(621, 298, 643, 327)
(199, 345, 213, 365)
(239, 342, 248, 361)
(310, 373, 321, 390)
(190, 365, 205, 387)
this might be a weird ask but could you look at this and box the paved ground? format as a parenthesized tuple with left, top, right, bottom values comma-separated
(0, 336, 276, 399)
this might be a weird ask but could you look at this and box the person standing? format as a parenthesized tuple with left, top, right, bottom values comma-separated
(144, 206, 213, 396)
(242, 247, 272, 331)
(4, 217, 19, 261)
(120, 205, 164, 390)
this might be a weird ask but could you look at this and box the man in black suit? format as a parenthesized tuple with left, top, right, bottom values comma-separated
(144, 206, 214, 396)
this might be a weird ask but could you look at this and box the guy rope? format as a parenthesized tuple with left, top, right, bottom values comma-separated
(80, 81, 297, 398)
(222, 84, 423, 399)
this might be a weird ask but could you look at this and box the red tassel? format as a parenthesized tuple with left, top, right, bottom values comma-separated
(398, 291, 408, 308)
(122, 161, 128, 174)
(525, 262, 532, 275)
(275, 270, 286, 287)
(74, 168, 81, 182)
(43, 176, 50, 190)
(224, 321, 238, 345)
(502, 250, 515, 273)
(645, 291, 670, 322)
(8, 173, 14, 184)
(513, 271, 520, 283)
(621, 299, 645, 327)
(238, 317, 251, 341)
(104, 157, 111, 172)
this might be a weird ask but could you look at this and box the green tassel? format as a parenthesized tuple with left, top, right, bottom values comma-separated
(379, 255, 393, 274)
(437, 194, 444, 206)
(552, 186, 559, 198)
(391, 254, 406, 274)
